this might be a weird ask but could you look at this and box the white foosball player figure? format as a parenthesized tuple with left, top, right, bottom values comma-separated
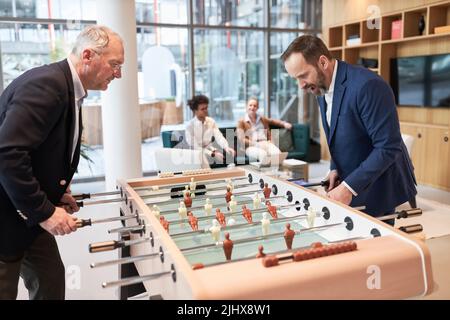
(178, 201, 187, 220)
(151, 185, 159, 191)
(204, 198, 212, 216)
(307, 207, 317, 228)
(183, 185, 194, 198)
(226, 178, 234, 192)
(253, 192, 261, 209)
(190, 178, 197, 192)
(228, 195, 237, 213)
(261, 212, 270, 236)
(209, 220, 221, 243)
(150, 205, 161, 219)
(227, 217, 236, 226)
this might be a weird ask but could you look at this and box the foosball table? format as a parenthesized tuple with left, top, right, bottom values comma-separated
(82, 167, 434, 299)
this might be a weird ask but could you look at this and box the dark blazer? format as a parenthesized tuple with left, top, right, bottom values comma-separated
(317, 60, 417, 216)
(0, 59, 81, 256)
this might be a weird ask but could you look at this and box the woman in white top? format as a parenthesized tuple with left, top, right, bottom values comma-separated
(185, 95, 235, 168)
(237, 98, 292, 165)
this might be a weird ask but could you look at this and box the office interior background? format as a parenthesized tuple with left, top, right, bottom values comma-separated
(1, 0, 449, 299)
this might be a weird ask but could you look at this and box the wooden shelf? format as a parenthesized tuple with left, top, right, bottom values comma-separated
(381, 31, 450, 44)
(344, 42, 379, 49)
(403, 8, 428, 38)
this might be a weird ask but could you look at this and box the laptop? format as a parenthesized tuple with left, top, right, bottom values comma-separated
(250, 152, 289, 168)
(153, 148, 203, 173)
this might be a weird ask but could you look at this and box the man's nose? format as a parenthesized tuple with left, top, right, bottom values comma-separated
(114, 68, 122, 79)
(298, 80, 307, 90)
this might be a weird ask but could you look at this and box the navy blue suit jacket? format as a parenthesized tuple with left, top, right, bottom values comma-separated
(317, 60, 417, 216)
(0, 60, 81, 255)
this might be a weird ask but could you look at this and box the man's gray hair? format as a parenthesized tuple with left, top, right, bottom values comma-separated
(71, 25, 122, 56)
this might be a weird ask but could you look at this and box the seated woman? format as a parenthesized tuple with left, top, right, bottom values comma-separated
(237, 97, 292, 165)
(185, 95, 236, 168)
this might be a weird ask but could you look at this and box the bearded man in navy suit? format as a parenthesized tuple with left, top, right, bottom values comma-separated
(282, 35, 416, 219)
(0, 25, 124, 299)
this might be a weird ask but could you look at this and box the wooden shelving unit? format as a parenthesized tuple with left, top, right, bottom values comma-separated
(326, 0, 450, 191)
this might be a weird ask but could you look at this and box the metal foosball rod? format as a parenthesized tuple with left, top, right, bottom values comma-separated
(377, 208, 422, 221)
(139, 182, 255, 200)
(195, 235, 368, 269)
(76, 214, 138, 228)
(180, 222, 345, 253)
(90, 252, 162, 268)
(72, 197, 125, 208)
(156, 195, 285, 216)
(144, 186, 262, 206)
(108, 224, 145, 234)
(89, 237, 150, 253)
(288, 180, 330, 188)
(134, 176, 248, 192)
(101, 264, 176, 289)
(171, 210, 319, 238)
(168, 202, 305, 232)
(72, 190, 121, 200)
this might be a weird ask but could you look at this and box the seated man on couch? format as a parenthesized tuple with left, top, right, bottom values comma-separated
(185, 94, 236, 168)
(237, 97, 292, 165)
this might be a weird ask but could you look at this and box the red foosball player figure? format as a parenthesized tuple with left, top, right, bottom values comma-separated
(265, 200, 278, 219)
(284, 223, 295, 250)
(263, 183, 271, 199)
(187, 211, 198, 231)
(256, 245, 266, 258)
(184, 191, 192, 208)
(225, 186, 233, 203)
(242, 204, 253, 223)
(223, 232, 234, 261)
(215, 208, 226, 227)
(160, 216, 170, 233)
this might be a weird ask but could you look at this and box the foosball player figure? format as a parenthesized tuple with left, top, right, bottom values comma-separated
(187, 211, 198, 231)
(256, 245, 266, 258)
(183, 185, 190, 197)
(178, 201, 187, 220)
(215, 208, 226, 227)
(209, 220, 221, 242)
(189, 177, 197, 192)
(223, 232, 234, 261)
(242, 204, 253, 223)
(307, 207, 317, 228)
(261, 212, 270, 236)
(204, 198, 212, 216)
(225, 186, 233, 203)
(225, 178, 234, 192)
(284, 223, 295, 250)
(265, 200, 278, 219)
(253, 192, 261, 209)
(228, 195, 237, 213)
(184, 191, 192, 208)
(263, 182, 271, 199)
(160, 216, 169, 232)
(150, 204, 161, 219)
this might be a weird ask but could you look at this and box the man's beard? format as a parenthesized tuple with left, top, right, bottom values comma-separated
(314, 68, 328, 97)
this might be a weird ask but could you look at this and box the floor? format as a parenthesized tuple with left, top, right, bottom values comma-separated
(16, 147, 450, 299)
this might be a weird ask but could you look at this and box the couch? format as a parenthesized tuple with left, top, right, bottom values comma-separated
(161, 123, 321, 168)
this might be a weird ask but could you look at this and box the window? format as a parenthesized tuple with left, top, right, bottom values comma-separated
(194, 28, 264, 122)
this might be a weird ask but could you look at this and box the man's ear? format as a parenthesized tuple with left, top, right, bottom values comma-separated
(82, 49, 93, 64)
(318, 55, 328, 70)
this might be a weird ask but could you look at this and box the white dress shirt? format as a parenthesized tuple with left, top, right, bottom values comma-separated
(67, 57, 87, 162)
(324, 59, 338, 127)
(325, 60, 357, 196)
(185, 116, 230, 157)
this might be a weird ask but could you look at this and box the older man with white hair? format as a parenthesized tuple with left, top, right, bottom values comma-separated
(0, 25, 124, 300)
